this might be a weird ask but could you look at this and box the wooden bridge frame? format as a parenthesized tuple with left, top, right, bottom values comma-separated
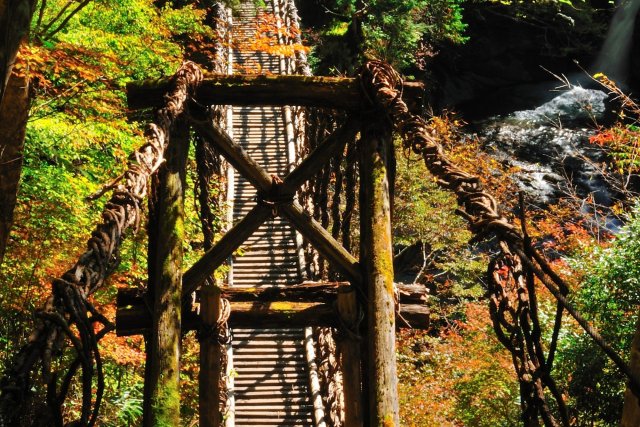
(118, 74, 427, 426)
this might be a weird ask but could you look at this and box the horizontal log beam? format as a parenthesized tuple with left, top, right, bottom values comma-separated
(127, 73, 424, 111)
(116, 300, 428, 336)
(119, 281, 427, 307)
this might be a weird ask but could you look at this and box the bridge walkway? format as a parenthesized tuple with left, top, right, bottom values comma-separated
(225, 2, 322, 425)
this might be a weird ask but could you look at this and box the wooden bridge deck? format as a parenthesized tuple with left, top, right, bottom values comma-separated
(226, 2, 320, 425)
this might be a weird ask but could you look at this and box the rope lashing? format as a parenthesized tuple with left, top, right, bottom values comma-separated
(197, 297, 232, 346)
(256, 174, 294, 216)
(359, 60, 517, 238)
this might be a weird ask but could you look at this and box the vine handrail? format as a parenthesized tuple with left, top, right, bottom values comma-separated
(0, 61, 203, 426)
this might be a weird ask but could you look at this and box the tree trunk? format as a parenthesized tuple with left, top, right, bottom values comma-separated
(0, 0, 36, 102)
(621, 317, 640, 427)
(142, 119, 189, 427)
(0, 0, 36, 265)
(0, 70, 28, 266)
(359, 120, 399, 426)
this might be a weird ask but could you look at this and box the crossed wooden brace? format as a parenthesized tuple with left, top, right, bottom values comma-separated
(181, 115, 363, 303)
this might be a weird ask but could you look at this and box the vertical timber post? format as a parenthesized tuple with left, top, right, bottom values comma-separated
(337, 285, 364, 427)
(359, 120, 399, 425)
(143, 119, 189, 427)
(200, 285, 222, 427)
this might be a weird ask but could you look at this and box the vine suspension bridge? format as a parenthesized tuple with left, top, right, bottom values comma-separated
(1, 1, 639, 426)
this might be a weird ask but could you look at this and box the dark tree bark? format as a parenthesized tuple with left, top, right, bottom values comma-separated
(0, 0, 36, 103)
(0, 0, 36, 266)
(0, 71, 28, 266)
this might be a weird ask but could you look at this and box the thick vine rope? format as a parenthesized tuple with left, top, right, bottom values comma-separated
(360, 61, 517, 239)
(315, 327, 345, 426)
(282, 0, 311, 76)
(359, 59, 640, 418)
(0, 62, 203, 426)
(489, 244, 569, 426)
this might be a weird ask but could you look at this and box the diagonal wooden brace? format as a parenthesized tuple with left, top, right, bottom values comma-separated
(181, 204, 272, 301)
(280, 202, 361, 285)
(190, 120, 273, 192)
(191, 116, 360, 195)
(281, 117, 361, 193)
(188, 117, 362, 288)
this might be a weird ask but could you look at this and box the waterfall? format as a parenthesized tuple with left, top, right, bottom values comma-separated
(592, 0, 640, 85)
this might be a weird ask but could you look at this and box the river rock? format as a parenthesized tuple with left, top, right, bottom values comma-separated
(474, 87, 611, 204)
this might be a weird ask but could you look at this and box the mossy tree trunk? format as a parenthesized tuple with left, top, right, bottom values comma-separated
(142, 119, 189, 427)
(359, 119, 399, 426)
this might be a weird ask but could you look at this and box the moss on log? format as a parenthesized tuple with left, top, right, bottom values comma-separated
(127, 73, 424, 111)
(115, 299, 428, 337)
(142, 119, 188, 427)
(359, 120, 399, 426)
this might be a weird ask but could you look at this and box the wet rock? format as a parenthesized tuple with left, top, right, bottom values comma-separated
(512, 87, 608, 125)
(473, 87, 612, 204)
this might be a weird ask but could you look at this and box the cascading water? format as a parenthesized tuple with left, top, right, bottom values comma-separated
(465, 1, 640, 232)
(592, 0, 640, 86)
(472, 86, 624, 231)
(449, 0, 640, 232)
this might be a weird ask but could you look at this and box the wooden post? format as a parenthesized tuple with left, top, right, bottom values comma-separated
(142, 119, 189, 427)
(359, 120, 399, 426)
(337, 285, 364, 427)
(200, 285, 223, 427)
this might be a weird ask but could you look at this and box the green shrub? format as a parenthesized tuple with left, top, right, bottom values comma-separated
(557, 205, 640, 425)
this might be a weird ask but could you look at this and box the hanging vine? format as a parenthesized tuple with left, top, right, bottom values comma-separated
(314, 327, 345, 426)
